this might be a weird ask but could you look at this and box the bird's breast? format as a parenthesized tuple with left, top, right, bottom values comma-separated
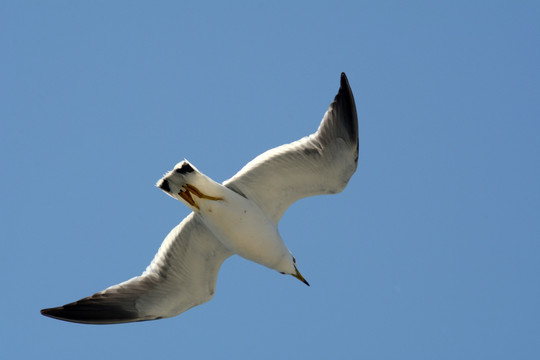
(198, 188, 288, 270)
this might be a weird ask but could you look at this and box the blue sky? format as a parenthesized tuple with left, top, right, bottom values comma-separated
(1, 1, 539, 359)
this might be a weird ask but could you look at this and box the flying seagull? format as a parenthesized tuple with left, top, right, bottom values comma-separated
(41, 72, 358, 324)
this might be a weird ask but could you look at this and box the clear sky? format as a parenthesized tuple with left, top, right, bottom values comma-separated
(1, 1, 539, 359)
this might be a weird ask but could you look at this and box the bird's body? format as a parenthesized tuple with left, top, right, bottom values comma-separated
(41, 73, 358, 324)
(158, 161, 292, 272)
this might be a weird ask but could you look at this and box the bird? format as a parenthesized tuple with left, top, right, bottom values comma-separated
(40, 72, 359, 324)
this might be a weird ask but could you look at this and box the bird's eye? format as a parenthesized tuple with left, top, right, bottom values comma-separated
(292, 256, 296, 264)
(280, 272, 286, 275)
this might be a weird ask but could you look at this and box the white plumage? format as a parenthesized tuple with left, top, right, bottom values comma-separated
(41, 73, 358, 324)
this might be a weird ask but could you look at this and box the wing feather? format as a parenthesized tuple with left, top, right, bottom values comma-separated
(224, 73, 358, 223)
(41, 72, 357, 324)
(40, 213, 232, 324)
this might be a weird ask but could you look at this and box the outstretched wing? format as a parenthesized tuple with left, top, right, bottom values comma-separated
(41, 213, 232, 324)
(224, 73, 358, 223)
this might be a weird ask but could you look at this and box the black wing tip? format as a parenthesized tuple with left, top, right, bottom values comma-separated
(40, 307, 54, 316)
(314, 72, 358, 160)
(40, 299, 143, 325)
(336, 71, 358, 146)
(41, 306, 73, 321)
(340, 72, 351, 91)
(40, 305, 78, 323)
(338, 72, 353, 100)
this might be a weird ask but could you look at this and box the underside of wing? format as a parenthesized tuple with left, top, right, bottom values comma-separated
(41, 213, 232, 324)
(224, 73, 358, 223)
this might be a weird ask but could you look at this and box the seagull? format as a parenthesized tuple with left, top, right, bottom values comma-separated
(41, 73, 359, 324)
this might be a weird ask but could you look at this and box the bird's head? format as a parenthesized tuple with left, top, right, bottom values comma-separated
(278, 255, 310, 286)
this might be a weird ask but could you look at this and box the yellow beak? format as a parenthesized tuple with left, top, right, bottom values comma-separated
(293, 266, 310, 286)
